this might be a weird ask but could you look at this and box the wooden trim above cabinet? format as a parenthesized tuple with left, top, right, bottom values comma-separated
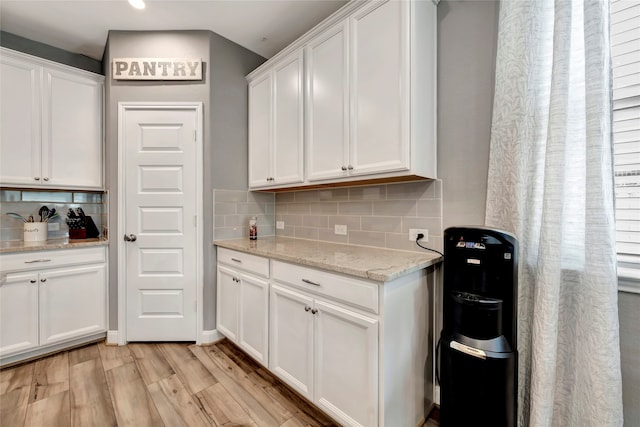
(253, 174, 431, 193)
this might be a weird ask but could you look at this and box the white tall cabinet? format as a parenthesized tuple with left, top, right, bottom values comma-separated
(248, 0, 437, 189)
(0, 47, 104, 189)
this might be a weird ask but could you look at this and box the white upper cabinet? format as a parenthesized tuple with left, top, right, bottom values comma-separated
(0, 48, 104, 190)
(248, 0, 437, 189)
(306, 22, 349, 181)
(0, 52, 41, 186)
(248, 51, 304, 189)
(43, 67, 103, 189)
(349, 0, 409, 177)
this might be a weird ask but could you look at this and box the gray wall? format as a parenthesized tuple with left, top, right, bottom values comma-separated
(437, 1, 637, 424)
(207, 33, 265, 327)
(437, 0, 498, 230)
(619, 291, 640, 425)
(0, 31, 102, 74)
(104, 30, 263, 331)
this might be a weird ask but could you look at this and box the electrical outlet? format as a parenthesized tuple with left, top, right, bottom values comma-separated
(335, 224, 347, 235)
(409, 228, 428, 242)
(276, 221, 285, 230)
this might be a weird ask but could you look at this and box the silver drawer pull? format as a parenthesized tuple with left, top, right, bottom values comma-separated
(24, 259, 52, 264)
(302, 278, 321, 287)
(231, 258, 242, 263)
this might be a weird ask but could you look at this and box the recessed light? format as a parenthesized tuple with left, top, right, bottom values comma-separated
(128, 0, 145, 10)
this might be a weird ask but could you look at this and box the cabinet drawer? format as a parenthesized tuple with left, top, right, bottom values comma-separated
(0, 246, 106, 274)
(217, 248, 269, 278)
(272, 260, 379, 314)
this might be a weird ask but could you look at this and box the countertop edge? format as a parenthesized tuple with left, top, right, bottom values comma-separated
(214, 238, 442, 282)
(0, 238, 109, 254)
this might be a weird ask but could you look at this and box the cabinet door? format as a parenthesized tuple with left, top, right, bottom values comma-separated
(306, 22, 349, 181)
(238, 272, 269, 366)
(217, 265, 239, 342)
(248, 72, 273, 188)
(272, 51, 304, 186)
(42, 66, 103, 189)
(39, 264, 106, 346)
(0, 52, 42, 186)
(269, 283, 314, 400)
(0, 272, 39, 357)
(314, 300, 378, 427)
(350, 0, 410, 176)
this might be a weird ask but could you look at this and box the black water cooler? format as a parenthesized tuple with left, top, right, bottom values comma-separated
(439, 227, 518, 427)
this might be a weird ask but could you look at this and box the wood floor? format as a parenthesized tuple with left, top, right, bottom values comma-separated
(0, 339, 439, 427)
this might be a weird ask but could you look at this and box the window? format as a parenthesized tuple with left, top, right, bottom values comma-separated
(611, 0, 640, 291)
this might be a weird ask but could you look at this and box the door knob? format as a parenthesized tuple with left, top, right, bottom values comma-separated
(124, 234, 137, 242)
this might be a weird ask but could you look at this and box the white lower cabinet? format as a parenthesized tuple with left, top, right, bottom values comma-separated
(39, 264, 106, 346)
(270, 283, 378, 427)
(313, 299, 378, 426)
(0, 272, 39, 356)
(0, 247, 107, 365)
(216, 249, 269, 366)
(269, 283, 315, 399)
(216, 246, 435, 427)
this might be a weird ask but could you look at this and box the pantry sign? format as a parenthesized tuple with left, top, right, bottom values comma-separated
(112, 58, 202, 80)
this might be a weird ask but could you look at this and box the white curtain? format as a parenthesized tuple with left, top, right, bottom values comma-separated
(485, 0, 623, 426)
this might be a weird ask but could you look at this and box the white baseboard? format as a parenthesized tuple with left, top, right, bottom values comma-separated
(106, 330, 120, 345)
(200, 329, 225, 345)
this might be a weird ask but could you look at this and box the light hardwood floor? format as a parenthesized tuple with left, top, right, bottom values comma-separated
(1, 339, 439, 427)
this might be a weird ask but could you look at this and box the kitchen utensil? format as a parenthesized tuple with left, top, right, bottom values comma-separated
(67, 208, 77, 219)
(45, 213, 59, 223)
(45, 208, 57, 222)
(28, 215, 34, 222)
(38, 206, 49, 222)
(7, 212, 27, 222)
(76, 207, 86, 218)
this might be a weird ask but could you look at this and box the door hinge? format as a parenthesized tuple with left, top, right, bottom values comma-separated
(194, 130, 197, 141)
(193, 215, 197, 227)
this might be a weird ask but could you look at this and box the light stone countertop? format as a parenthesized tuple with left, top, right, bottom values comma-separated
(0, 237, 108, 254)
(214, 236, 442, 282)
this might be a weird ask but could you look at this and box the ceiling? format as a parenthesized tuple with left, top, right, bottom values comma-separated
(0, 0, 348, 61)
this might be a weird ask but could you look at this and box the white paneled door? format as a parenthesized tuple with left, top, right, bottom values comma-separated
(121, 104, 202, 342)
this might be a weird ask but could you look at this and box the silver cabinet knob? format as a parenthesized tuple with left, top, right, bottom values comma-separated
(304, 305, 311, 312)
(341, 166, 347, 171)
(347, 165, 354, 170)
(40, 278, 47, 283)
(30, 279, 36, 284)
(43, 177, 49, 181)
(34, 177, 40, 181)
(311, 308, 318, 315)
(124, 234, 137, 242)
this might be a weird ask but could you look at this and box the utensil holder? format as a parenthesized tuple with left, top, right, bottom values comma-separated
(24, 222, 47, 242)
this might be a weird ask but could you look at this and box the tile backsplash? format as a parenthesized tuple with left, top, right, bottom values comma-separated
(0, 189, 107, 241)
(213, 189, 275, 240)
(275, 180, 443, 253)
